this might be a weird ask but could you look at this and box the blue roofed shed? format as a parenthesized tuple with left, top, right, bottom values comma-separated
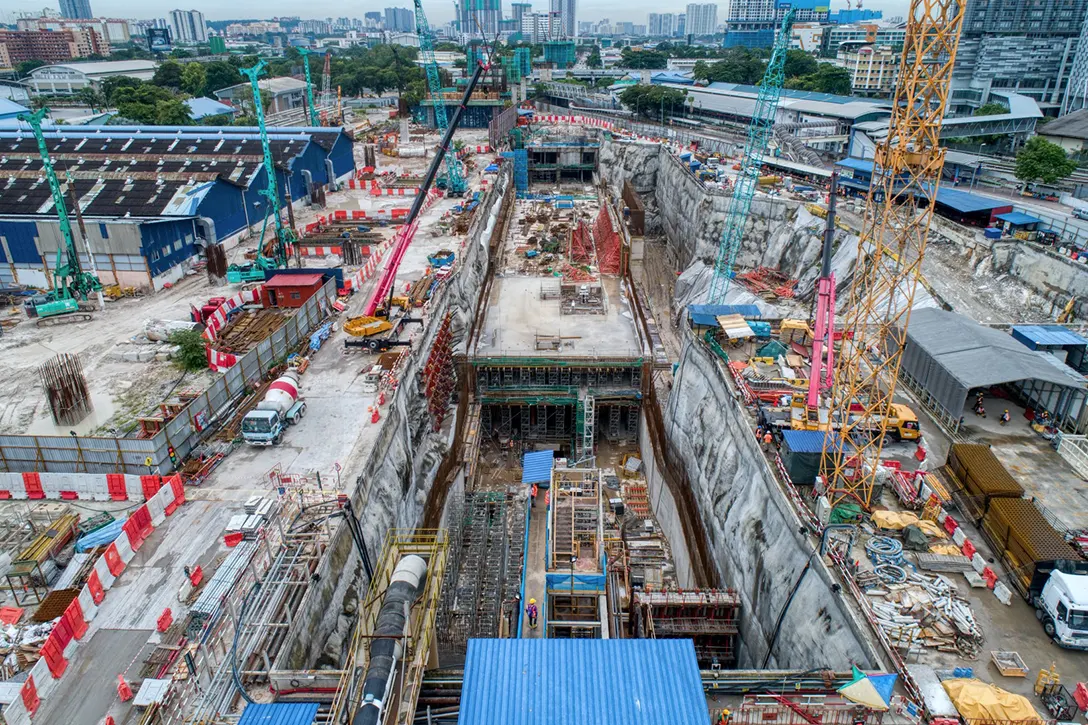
(237, 702, 319, 725)
(995, 211, 1042, 229)
(1011, 325, 1088, 372)
(521, 450, 554, 485)
(184, 97, 237, 120)
(460, 639, 705, 725)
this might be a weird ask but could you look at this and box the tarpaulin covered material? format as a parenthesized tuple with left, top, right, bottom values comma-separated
(74, 519, 123, 552)
(942, 679, 1043, 724)
(871, 510, 921, 530)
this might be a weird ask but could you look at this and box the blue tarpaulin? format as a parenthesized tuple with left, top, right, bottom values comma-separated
(545, 572, 607, 592)
(75, 519, 124, 552)
(687, 304, 762, 327)
(237, 703, 319, 725)
(781, 430, 828, 454)
(521, 450, 554, 485)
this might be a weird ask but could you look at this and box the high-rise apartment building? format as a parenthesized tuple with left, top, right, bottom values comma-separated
(0, 27, 107, 69)
(521, 11, 560, 42)
(456, 0, 502, 36)
(364, 12, 383, 28)
(951, 0, 1087, 115)
(1064, 12, 1088, 113)
(512, 2, 533, 27)
(384, 7, 415, 32)
(168, 9, 207, 43)
(649, 13, 677, 37)
(685, 3, 717, 36)
(549, 0, 576, 38)
(18, 16, 130, 45)
(59, 0, 93, 20)
(725, 0, 826, 47)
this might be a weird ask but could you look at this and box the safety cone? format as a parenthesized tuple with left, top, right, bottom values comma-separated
(371, 406, 380, 424)
(378, 391, 386, 406)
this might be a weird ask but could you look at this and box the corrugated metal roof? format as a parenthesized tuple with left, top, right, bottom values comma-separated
(460, 639, 705, 725)
(934, 187, 1010, 214)
(1011, 325, 1088, 349)
(265, 273, 325, 287)
(522, 450, 554, 484)
(995, 211, 1041, 226)
(237, 703, 319, 725)
(782, 430, 828, 454)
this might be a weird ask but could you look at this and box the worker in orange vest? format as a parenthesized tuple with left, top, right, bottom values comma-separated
(531, 484, 538, 506)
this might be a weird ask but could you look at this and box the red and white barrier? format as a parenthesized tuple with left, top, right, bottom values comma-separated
(0, 476, 186, 724)
(0, 473, 146, 503)
(203, 286, 264, 372)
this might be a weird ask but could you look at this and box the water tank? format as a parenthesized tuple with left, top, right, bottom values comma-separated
(984, 227, 1002, 240)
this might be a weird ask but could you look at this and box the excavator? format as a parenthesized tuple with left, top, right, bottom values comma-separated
(19, 109, 103, 326)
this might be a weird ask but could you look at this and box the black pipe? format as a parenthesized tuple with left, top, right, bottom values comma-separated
(353, 555, 428, 725)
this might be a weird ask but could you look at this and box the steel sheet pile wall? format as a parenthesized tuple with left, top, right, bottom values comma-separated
(0, 278, 337, 475)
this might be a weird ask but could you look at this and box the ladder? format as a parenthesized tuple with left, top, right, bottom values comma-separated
(577, 393, 595, 459)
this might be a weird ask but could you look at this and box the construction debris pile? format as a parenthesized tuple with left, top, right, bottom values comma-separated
(604, 456, 677, 591)
(506, 200, 602, 280)
(857, 540, 984, 658)
(0, 621, 54, 678)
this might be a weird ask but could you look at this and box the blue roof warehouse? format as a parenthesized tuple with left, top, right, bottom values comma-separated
(0, 124, 354, 291)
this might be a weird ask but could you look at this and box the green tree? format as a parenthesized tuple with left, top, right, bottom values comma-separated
(434, 41, 462, 51)
(16, 59, 45, 76)
(975, 102, 1009, 116)
(784, 50, 819, 79)
(181, 62, 207, 96)
(692, 60, 710, 81)
(1015, 137, 1077, 186)
(587, 47, 602, 69)
(101, 75, 144, 105)
(700, 48, 766, 84)
(619, 85, 688, 119)
(76, 87, 105, 112)
(113, 83, 176, 122)
(594, 76, 616, 89)
(170, 330, 209, 371)
(785, 64, 852, 94)
(620, 48, 668, 69)
(203, 61, 243, 95)
(152, 60, 184, 89)
(154, 99, 192, 125)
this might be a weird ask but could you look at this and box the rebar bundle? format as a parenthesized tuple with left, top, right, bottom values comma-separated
(206, 243, 228, 280)
(39, 353, 92, 426)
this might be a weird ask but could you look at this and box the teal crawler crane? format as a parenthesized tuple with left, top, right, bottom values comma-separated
(227, 60, 296, 283)
(19, 108, 102, 325)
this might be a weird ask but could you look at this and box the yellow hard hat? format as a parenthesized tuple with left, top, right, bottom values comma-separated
(529, 598, 536, 604)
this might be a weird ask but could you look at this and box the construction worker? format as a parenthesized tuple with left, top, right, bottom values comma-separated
(717, 709, 732, 725)
(526, 598, 538, 629)
(762, 430, 773, 452)
(1000, 409, 1011, 425)
(531, 484, 538, 506)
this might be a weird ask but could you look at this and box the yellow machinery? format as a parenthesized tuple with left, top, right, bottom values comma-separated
(820, 0, 965, 509)
(344, 316, 393, 337)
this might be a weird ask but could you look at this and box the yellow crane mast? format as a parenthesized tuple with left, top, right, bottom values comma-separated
(820, 0, 966, 509)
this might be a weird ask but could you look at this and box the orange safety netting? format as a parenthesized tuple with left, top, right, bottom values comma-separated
(593, 207, 621, 275)
(570, 220, 595, 266)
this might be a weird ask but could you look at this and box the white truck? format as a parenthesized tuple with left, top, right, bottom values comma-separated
(1035, 569, 1088, 650)
(241, 370, 307, 446)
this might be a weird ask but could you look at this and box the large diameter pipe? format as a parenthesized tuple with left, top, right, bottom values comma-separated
(353, 555, 428, 725)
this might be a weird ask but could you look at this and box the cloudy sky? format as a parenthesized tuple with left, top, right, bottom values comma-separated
(4, 0, 911, 27)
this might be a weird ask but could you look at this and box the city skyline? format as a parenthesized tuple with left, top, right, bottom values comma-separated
(3, 0, 913, 27)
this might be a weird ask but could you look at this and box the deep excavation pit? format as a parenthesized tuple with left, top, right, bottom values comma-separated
(278, 132, 883, 680)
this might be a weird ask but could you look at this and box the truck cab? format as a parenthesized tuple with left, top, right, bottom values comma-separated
(242, 410, 285, 446)
(888, 404, 921, 441)
(1036, 570, 1088, 649)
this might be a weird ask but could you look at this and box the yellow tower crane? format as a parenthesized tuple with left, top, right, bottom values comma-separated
(820, 0, 966, 509)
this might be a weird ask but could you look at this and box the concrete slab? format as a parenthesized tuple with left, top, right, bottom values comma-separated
(477, 276, 641, 358)
(33, 628, 152, 725)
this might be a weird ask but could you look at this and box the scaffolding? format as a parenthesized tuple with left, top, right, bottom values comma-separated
(331, 530, 448, 725)
(437, 492, 526, 658)
(631, 590, 741, 668)
(423, 312, 456, 430)
(548, 467, 602, 571)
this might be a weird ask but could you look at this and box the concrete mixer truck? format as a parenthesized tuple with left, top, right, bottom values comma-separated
(241, 370, 307, 446)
